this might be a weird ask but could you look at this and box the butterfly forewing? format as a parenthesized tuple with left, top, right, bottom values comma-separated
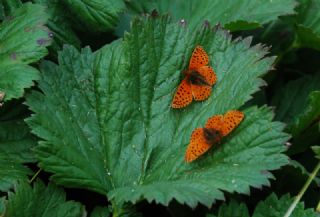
(205, 115, 223, 130)
(189, 46, 209, 70)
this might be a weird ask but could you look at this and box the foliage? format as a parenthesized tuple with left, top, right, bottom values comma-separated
(0, 0, 320, 216)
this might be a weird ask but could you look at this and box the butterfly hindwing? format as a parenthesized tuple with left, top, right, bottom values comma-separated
(191, 85, 212, 101)
(185, 128, 211, 162)
(171, 78, 193, 108)
(196, 66, 217, 86)
(221, 110, 244, 136)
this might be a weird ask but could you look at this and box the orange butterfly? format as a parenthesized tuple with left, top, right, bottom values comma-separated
(185, 110, 244, 163)
(171, 46, 217, 108)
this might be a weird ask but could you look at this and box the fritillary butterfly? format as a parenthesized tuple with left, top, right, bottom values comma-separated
(171, 46, 217, 108)
(185, 110, 244, 163)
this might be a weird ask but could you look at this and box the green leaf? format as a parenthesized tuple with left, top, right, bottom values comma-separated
(210, 193, 318, 217)
(5, 180, 84, 217)
(61, 0, 126, 32)
(125, 0, 297, 31)
(252, 193, 318, 217)
(33, 0, 81, 53)
(90, 206, 110, 217)
(290, 91, 320, 136)
(272, 75, 320, 154)
(26, 16, 289, 209)
(216, 200, 249, 217)
(0, 197, 5, 216)
(0, 3, 52, 101)
(296, 0, 320, 50)
(273, 75, 320, 124)
(0, 0, 22, 16)
(0, 119, 36, 191)
(312, 146, 320, 159)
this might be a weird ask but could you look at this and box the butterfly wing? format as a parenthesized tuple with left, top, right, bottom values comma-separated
(205, 115, 223, 130)
(197, 66, 217, 86)
(171, 78, 193, 108)
(189, 46, 209, 70)
(190, 66, 217, 101)
(221, 110, 244, 137)
(185, 128, 211, 162)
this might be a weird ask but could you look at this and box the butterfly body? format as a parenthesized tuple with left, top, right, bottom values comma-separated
(172, 46, 217, 108)
(203, 128, 222, 144)
(187, 70, 211, 86)
(185, 110, 244, 163)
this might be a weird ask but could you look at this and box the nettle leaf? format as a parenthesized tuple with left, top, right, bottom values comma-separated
(60, 0, 126, 32)
(0, 3, 52, 101)
(125, 0, 297, 31)
(252, 193, 318, 217)
(296, 0, 320, 50)
(26, 16, 289, 209)
(5, 180, 84, 217)
(0, 119, 37, 192)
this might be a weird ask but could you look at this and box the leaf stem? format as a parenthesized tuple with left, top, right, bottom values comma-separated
(284, 161, 320, 217)
(29, 168, 42, 183)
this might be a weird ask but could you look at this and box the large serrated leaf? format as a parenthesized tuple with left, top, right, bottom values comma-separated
(26, 16, 289, 211)
(0, 3, 52, 101)
(123, 0, 297, 32)
(5, 180, 84, 217)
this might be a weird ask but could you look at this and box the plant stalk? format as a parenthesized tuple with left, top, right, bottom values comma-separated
(284, 161, 320, 217)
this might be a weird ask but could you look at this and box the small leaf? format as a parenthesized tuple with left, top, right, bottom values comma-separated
(90, 206, 110, 217)
(125, 0, 297, 31)
(0, 197, 5, 216)
(216, 200, 249, 217)
(61, 0, 126, 32)
(5, 180, 84, 217)
(252, 193, 318, 217)
(296, 0, 320, 50)
(272, 75, 320, 153)
(312, 146, 320, 159)
(26, 16, 289, 209)
(0, 119, 37, 191)
(0, 3, 52, 101)
(33, 0, 81, 52)
(1, 0, 22, 16)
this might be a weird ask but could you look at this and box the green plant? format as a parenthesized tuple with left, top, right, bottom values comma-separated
(0, 1, 319, 217)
